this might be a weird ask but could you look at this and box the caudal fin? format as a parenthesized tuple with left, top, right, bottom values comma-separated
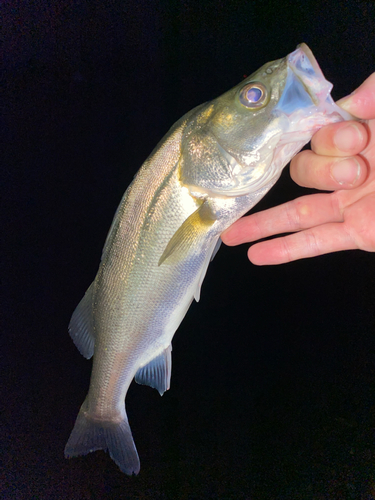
(64, 404, 140, 475)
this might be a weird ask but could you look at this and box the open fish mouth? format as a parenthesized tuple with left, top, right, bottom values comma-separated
(271, 44, 356, 163)
(288, 43, 332, 107)
(278, 43, 354, 133)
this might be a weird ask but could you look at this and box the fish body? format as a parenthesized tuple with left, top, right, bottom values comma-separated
(65, 44, 351, 474)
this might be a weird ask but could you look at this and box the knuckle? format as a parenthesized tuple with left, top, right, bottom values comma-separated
(330, 191, 345, 219)
(304, 229, 321, 256)
(346, 193, 375, 251)
(285, 201, 302, 230)
(290, 150, 315, 187)
(311, 123, 336, 153)
(281, 237, 293, 263)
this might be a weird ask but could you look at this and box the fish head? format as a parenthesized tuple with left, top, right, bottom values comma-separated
(180, 44, 353, 197)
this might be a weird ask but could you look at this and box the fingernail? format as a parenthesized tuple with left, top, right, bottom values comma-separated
(331, 158, 360, 185)
(333, 123, 363, 152)
(337, 92, 356, 112)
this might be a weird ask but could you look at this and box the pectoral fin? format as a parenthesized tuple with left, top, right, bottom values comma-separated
(158, 202, 216, 266)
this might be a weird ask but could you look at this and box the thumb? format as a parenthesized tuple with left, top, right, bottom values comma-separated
(337, 72, 375, 120)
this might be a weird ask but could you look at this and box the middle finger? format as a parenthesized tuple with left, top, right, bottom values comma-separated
(290, 149, 367, 190)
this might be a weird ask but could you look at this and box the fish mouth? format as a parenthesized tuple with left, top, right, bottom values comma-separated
(277, 43, 353, 123)
(273, 43, 355, 146)
(288, 43, 331, 106)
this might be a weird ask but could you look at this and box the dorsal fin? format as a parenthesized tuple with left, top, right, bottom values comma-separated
(68, 282, 96, 359)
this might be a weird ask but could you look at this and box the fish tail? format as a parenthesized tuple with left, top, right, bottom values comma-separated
(64, 401, 140, 475)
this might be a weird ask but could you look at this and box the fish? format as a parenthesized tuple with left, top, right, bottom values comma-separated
(64, 44, 352, 475)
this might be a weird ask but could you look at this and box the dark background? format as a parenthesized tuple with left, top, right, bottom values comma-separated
(2, 1, 375, 498)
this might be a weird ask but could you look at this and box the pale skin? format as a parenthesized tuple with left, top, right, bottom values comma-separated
(222, 72, 375, 265)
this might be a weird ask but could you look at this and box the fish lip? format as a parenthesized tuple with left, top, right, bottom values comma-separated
(296, 43, 324, 80)
(285, 43, 354, 121)
(286, 43, 331, 106)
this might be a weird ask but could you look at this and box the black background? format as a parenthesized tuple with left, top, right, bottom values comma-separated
(2, 1, 375, 499)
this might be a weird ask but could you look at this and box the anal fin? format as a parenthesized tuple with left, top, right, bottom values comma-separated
(135, 345, 172, 396)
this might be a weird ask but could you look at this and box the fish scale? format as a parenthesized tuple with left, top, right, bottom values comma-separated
(65, 44, 352, 474)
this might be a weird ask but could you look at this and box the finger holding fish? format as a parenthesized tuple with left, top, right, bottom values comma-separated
(290, 73, 375, 195)
(290, 149, 367, 190)
(310, 120, 368, 156)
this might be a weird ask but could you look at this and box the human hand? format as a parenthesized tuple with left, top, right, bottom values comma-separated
(221, 73, 375, 265)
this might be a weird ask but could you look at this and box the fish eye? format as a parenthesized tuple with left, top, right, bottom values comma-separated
(239, 82, 268, 109)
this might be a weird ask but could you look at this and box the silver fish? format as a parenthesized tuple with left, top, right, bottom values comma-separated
(65, 44, 351, 474)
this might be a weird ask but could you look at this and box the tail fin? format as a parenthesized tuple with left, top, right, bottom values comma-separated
(64, 403, 140, 475)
